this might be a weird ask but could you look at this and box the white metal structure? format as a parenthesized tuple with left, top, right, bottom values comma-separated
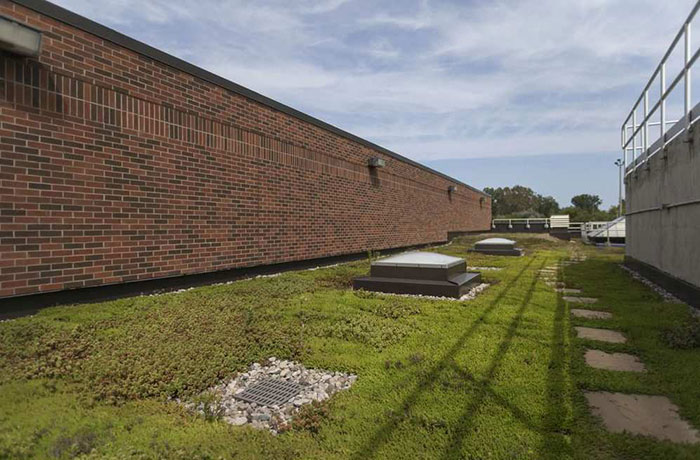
(491, 218, 549, 229)
(581, 217, 626, 244)
(549, 215, 570, 229)
(490, 216, 583, 234)
(621, 0, 700, 175)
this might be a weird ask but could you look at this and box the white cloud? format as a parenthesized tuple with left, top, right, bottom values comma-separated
(53, 0, 698, 161)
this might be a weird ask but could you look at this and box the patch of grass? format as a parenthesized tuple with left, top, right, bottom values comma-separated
(357, 296, 422, 319)
(1, 290, 306, 403)
(289, 401, 331, 434)
(1, 234, 699, 459)
(50, 427, 99, 459)
(313, 313, 415, 350)
(662, 316, 700, 349)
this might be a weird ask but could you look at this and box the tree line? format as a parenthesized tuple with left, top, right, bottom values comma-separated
(483, 185, 623, 222)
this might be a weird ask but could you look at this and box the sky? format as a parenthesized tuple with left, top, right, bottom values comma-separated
(53, 0, 699, 208)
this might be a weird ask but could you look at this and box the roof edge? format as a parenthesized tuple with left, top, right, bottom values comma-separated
(13, 0, 488, 197)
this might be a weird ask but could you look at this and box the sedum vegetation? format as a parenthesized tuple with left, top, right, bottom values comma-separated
(1, 234, 699, 459)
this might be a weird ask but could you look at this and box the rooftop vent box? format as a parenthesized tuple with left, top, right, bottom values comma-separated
(368, 157, 386, 168)
(353, 251, 481, 298)
(0, 17, 41, 57)
(469, 238, 523, 256)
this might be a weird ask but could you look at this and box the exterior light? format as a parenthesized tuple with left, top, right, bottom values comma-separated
(368, 157, 386, 168)
(447, 185, 457, 193)
(0, 16, 42, 57)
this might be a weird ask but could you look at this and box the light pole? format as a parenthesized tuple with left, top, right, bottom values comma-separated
(614, 159, 623, 217)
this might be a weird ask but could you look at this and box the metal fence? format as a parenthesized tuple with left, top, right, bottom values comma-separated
(491, 218, 583, 233)
(621, 0, 700, 175)
(491, 218, 550, 229)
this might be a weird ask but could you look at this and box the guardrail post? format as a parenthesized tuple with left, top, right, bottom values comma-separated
(643, 89, 649, 161)
(660, 63, 666, 152)
(685, 22, 692, 134)
(632, 111, 637, 169)
(622, 126, 627, 170)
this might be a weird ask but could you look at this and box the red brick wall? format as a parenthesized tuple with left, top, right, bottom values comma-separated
(0, 1, 491, 299)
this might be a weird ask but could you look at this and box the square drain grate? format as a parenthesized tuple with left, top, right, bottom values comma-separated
(233, 378, 301, 406)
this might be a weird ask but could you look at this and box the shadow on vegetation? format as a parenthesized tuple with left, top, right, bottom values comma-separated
(437, 258, 546, 459)
(352, 257, 544, 459)
(539, 260, 572, 457)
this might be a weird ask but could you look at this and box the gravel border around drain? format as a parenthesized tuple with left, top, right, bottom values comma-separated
(184, 358, 356, 433)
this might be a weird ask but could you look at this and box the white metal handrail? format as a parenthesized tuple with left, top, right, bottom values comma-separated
(621, 0, 700, 175)
(491, 218, 550, 229)
(491, 218, 584, 232)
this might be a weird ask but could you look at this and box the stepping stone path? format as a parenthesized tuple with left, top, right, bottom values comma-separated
(584, 350, 646, 372)
(555, 288, 582, 294)
(568, 266, 700, 445)
(571, 308, 612, 320)
(563, 296, 598, 304)
(575, 326, 627, 343)
(546, 281, 566, 288)
(585, 392, 700, 444)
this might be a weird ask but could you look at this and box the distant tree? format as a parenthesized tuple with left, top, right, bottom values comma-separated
(571, 194, 602, 212)
(535, 195, 560, 217)
(606, 199, 626, 218)
(484, 185, 560, 218)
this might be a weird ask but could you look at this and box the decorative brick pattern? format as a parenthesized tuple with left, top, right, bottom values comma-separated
(0, 1, 490, 299)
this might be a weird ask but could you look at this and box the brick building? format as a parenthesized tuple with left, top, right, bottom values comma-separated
(0, 0, 490, 305)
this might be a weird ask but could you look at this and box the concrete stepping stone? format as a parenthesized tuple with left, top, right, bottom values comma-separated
(584, 350, 645, 372)
(563, 296, 598, 304)
(556, 288, 582, 294)
(571, 309, 612, 320)
(575, 327, 626, 343)
(545, 281, 566, 288)
(585, 392, 699, 444)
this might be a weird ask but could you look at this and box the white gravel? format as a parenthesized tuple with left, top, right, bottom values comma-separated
(619, 264, 684, 304)
(184, 358, 356, 433)
(363, 283, 490, 302)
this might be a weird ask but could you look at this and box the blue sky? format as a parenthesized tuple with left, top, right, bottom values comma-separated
(54, 0, 697, 208)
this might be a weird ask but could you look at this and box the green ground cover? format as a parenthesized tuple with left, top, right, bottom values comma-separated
(1, 234, 698, 459)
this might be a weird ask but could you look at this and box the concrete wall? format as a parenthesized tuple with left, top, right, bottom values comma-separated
(0, 1, 490, 300)
(625, 119, 700, 299)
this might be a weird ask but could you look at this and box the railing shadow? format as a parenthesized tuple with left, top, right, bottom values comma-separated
(437, 258, 545, 459)
(539, 258, 573, 458)
(351, 257, 539, 459)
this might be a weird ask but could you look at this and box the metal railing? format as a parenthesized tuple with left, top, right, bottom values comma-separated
(621, 0, 700, 175)
(491, 218, 583, 233)
(491, 218, 550, 229)
(581, 219, 626, 245)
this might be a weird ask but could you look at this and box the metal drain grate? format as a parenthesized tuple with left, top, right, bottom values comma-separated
(233, 378, 301, 406)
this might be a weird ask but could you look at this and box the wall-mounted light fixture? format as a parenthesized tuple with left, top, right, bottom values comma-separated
(368, 157, 386, 168)
(447, 185, 457, 193)
(0, 16, 42, 57)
